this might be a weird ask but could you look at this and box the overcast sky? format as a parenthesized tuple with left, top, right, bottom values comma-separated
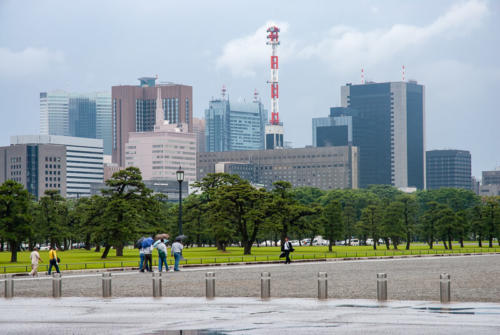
(0, 0, 499, 178)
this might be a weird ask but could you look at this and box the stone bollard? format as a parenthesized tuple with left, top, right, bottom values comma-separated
(205, 272, 215, 299)
(52, 273, 62, 298)
(261, 272, 271, 300)
(440, 273, 450, 303)
(152, 272, 162, 298)
(102, 272, 112, 298)
(318, 272, 328, 300)
(377, 273, 387, 301)
(4, 274, 14, 299)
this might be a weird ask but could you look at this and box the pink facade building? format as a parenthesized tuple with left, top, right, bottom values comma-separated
(125, 87, 196, 182)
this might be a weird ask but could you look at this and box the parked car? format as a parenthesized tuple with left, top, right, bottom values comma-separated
(39, 245, 49, 251)
(350, 239, 360, 246)
(366, 238, 374, 246)
(291, 240, 300, 246)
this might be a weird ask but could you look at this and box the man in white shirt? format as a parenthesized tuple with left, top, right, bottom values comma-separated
(30, 247, 43, 276)
(171, 238, 184, 271)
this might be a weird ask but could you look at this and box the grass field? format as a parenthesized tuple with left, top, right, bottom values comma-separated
(1, 242, 499, 273)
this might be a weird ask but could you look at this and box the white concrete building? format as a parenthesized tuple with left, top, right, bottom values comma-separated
(11, 135, 103, 198)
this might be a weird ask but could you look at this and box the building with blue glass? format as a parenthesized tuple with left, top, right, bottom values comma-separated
(205, 95, 267, 152)
(40, 91, 112, 155)
(426, 150, 471, 190)
(313, 81, 425, 189)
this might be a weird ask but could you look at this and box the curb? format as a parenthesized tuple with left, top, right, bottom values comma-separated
(3, 251, 500, 278)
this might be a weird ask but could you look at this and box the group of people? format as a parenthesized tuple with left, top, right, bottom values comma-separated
(139, 237, 184, 272)
(29, 245, 60, 276)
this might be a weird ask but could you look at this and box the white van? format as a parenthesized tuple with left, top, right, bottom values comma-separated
(350, 239, 360, 246)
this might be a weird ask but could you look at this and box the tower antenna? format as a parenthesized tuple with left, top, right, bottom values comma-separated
(402, 65, 405, 81)
(361, 68, 365, 84)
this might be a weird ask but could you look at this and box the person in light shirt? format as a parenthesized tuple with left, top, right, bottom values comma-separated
(29, 247, 43, 276)
(171, 238, 184, 271)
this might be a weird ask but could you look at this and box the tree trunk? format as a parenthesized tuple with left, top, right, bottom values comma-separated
(478, 236, 482, 247)
(384, 238, 390, 250)
(373, 241, 376, 250)
(9, 241, 17, 263)
(101, 245, 111, 259)
(406, 232, 411, 250)
(84, 233, 92, 250)
(95, 245, 101, 252)
(443, 239, 448, 249)
(489, 235, 493, 248)
(448, 235, 453, 250)
(460, 237, 464, 248)
(115, 244, 124, 257)
(328, 240, 332, 252)
(243, 241, 252, 255)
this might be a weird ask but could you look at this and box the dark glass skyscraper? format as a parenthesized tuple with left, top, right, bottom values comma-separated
(313, 81, 425, 189)
(426, 150, 471, 190)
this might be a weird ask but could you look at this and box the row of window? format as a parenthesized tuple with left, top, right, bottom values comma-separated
(10, 157, 21, 163)
(45, 156, 61, 162)
(45, 164, 61, 169)
(45, 183, 61, 188)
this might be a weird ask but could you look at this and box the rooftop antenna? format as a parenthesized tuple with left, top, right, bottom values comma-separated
(221, 85, 227, 100)
(361, 68, 365, 84)
(402, 65, 405, 81)
(253, 89, 259, 102)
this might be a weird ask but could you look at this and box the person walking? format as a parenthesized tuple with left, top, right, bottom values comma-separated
(48, 246, 60, 275)
(171, 237, 184, 271)
(29, 247, 43, 276)
(142, 244, 153, 272)
(281, 237, 294, 264)
(139, 246, 149, 272)
(154, 239, 169, 272)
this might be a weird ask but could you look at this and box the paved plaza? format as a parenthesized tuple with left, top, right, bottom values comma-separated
(0, 297, 500, 334)
(2, 254, 500, 301)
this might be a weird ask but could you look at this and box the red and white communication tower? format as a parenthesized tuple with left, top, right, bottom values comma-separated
(265, 26, 284, 149)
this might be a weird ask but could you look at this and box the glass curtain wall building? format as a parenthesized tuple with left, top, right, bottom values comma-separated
(313, 81, 425, 189)
(426, 150, 471, 190)
(40, 91, 112, 155)
(205, 97, 267, 152)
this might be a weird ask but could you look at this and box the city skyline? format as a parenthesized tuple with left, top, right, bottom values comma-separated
(0, 0, 499, 178)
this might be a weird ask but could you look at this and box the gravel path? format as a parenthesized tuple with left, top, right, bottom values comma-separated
(3, 254, 500, 302)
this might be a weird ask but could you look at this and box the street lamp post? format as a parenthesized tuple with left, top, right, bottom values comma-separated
(176, 167, 184, 236)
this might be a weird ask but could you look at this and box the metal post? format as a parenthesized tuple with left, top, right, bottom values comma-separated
(261, 272, 271, 300)
(440, 273, 450, 303)
(52, 273, 62, 298)
(102, 272, 112, 298)
(178, 180, 183, 235)
(205, 272, 215, 299)
(4, 274, 13, 298)
(318, 272, 328, 300)
(152, 272, 162, 298)
(377, 273, 387, 301)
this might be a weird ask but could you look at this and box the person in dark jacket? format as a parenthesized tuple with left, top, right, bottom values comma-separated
(281, 237, 294, 264)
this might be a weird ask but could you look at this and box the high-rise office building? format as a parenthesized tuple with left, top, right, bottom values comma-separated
(192, 117, 206, 154)
(40, 91, 112, 155)
(479, 168, 500, 196)
(198, 145, 358, 190)
(205, 92, 267, 152)
(0, 143, 67, 199)
(11, 135, 103, 198)
(124, 87, 197, 182)
(312, 81, 425, 189)
(426, 149, 471, 190)
(112, 77, 192, 166)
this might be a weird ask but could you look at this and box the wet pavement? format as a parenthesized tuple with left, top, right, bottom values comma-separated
(0, 297, 499, 334)
(2, 254, 500, 302)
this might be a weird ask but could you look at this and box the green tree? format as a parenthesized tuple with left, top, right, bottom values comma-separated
(420, 201, 442, 249)
(0, 181, 33, 262)
(398, 194, 418, 250)
(482, 197, 500, 248)
(322, 200, 343, 252)
(436, 206, 457, 250)
(470, 204, 485, 247)
(98, 167, 154, 258)
(270, 181, 315, 245)
(357, 204, 382, 250)
(36, 190, 68, 248)
(382, 201, 405, 250)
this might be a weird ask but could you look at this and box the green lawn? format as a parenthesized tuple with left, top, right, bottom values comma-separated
(1, 242, 499, 273)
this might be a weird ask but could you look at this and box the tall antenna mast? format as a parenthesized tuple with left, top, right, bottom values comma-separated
(361, 68, 365, 84)
(267, 26, 280, 125)
(221, 85, 227, 100)
(402, 65, 405, 81)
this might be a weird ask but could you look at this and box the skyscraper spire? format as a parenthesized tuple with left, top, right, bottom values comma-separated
(155, 85, 164, 129)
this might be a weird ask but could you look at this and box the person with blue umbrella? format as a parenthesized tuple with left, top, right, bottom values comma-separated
(140, 237, 154, 272)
